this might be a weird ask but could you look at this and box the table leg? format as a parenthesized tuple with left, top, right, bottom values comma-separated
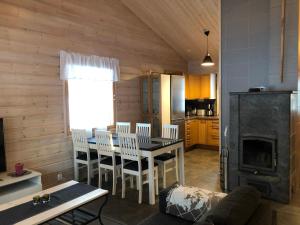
(148, 156, 155, 205)
(178, 142, 185, 185)
(98, 194, 108, 225)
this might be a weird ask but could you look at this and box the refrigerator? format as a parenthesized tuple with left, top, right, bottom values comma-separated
(170, 75, 185, 139)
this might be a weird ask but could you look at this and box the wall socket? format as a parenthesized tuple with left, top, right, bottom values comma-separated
(57, 172, 63, 181)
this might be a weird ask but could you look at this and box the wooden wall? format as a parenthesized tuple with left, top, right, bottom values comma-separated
(0, 0, 187, 187)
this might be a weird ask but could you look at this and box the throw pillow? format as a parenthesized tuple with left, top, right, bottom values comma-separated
(165, 185, 227, 222)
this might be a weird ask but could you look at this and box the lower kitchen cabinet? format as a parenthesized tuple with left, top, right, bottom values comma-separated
(206, 120, 220, 146)
(185, 119, 198, 148)
(185, 118, 219, 148)
(198, 120, 207, 144)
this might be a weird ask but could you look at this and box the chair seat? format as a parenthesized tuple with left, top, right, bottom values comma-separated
(124, 159, 158, 171)
(76, 151, 98, 161)
(100, 155, 122, 165)
(154, 153, 176, 161)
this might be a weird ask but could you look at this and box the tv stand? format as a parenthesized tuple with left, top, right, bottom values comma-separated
(0, 169, 42, 204)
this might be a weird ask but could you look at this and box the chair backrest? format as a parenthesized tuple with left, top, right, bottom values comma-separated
(162, 124, 179, 140)
(95, 130, 114, 157)
(119, 133, 140, 161)
(116, 122, 131, 133)
(136, 123, 151, 137)
(71, 129, 89, 154)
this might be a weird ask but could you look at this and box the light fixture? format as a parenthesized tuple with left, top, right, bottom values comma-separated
(201, 30, 215, 67)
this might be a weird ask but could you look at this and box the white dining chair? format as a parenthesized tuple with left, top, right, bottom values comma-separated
(116, 122, 131, 133)
(119, 133, 159, 204)
(95, 130, 121, 195)
(72, 129, 98, 185)
(136, 123, 151, 137)
(154, 124, 179, 188)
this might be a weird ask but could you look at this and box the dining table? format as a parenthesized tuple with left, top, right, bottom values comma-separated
(88, 135, 185, 205)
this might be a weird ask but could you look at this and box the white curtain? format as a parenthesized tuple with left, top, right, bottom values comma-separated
(60, 50, 120, 81)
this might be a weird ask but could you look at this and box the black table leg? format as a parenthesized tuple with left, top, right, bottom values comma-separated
(98, 194, 108, 225)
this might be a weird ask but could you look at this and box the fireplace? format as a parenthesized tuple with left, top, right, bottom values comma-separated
(228, 91, 296, 203)
(240, 136, 276, 174)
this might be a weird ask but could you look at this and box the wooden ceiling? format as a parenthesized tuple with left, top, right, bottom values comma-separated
(121, 0, 220, 63)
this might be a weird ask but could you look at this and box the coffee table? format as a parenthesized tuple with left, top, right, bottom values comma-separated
(0, 180, 108, 225)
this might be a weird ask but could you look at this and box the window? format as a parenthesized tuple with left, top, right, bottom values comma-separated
(60, 51, 120, 132)
(68, 78, 114, 130)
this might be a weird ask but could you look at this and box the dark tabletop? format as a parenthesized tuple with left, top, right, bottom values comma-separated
(88, 134, 183, 151)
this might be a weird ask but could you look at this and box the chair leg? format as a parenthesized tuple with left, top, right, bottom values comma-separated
(138, 174, 143, 204)
(175, 151, 179, 182)
(74, 162, 79, 181)
(98, 167, 102, 188)
(122, 171, 125, 199)
(104, 170, 108, 182)
(163, 163, 167, 189)
(87, 163, 91, 185)
(130, 176, 134, 189)
(136, 176, 139, 190)
(155, 168, 159, 195)
(112, 168, 116, 195)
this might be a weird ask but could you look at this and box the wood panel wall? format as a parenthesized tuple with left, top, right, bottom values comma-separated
(0, 0, 187, 188)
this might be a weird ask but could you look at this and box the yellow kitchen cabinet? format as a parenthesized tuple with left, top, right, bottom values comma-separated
(185, 120, 191, 148)
(185, 74, 190, 99)
(185, 119, 198, 148)
(187, 75, 200, 99)
(190, 119, 198, 145)
(185, 74, 210, 99)
(199, 76, 210, 98)
(198, 119, 207, 144)
(185, 119, 219, 148)
(207, 120, 220, 146)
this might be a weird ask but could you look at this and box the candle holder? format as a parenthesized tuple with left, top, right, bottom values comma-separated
(33, 195, 41, 206)
(42, 194, 50, 203)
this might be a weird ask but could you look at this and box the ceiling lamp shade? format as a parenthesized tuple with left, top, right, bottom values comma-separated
(201, 30, 215, 67)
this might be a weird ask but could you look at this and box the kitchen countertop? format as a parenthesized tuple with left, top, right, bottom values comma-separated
(185, 115, 219, 120)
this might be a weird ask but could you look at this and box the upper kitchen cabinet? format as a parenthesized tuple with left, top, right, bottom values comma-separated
(141, 74, 185, 138)
(185, 74, 211, 99)
(140, 74, 170, 137)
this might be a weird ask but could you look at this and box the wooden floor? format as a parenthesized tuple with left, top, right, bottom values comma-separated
(272, 190, 300, 225)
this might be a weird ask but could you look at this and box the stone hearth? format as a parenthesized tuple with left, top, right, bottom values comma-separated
(229, 91, 297, 203)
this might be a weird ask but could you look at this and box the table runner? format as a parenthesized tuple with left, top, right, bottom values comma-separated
(0, 183, 97, 225)
(88, 136, 179, 151)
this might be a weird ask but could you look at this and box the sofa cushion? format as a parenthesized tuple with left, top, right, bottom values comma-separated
(162, 185, 226, 222)
(138, 212, 194, 225)
(204, 185, 261, 225)
(246, 202, 273, 225)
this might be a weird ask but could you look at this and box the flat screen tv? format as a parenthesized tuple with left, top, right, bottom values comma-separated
(0, 118, 6, 172)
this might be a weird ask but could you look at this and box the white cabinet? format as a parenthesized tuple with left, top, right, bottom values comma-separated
(0, 169, 42, 204)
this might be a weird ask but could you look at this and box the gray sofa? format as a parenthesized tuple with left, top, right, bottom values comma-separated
(139, 186, 274, 225)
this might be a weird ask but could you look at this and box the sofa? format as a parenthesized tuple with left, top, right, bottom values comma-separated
(138, 185, 274, 225)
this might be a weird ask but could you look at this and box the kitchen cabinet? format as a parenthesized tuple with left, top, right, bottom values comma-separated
(185, 74, 210, 99)
(190, 120, 198, 145)
(198, 119, 207, 144)
(185, 119, 198, 148)
(140, 74, 171, 137)
(206, 120, 220, 146)
(185, 118, 219, 148)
